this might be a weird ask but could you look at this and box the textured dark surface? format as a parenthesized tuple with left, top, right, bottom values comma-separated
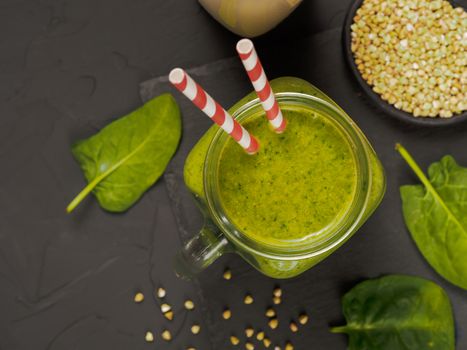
(1, 1, 466, 350)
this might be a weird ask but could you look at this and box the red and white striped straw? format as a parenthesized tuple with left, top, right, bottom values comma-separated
(236, 39, 286, 133)
(169, 68, 259, 154)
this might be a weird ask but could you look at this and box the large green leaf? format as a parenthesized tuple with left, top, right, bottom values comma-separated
(67, 93, 181, 213)
(331, 275, 455, 350)
(397, 144, 467, 289)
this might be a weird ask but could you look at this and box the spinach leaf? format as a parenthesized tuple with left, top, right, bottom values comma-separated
(331, 275, 455, 350)
(397, 144, 467, 290)
(67, 93, 181, 213)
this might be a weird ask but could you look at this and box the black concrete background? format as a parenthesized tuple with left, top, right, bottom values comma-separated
(1, 1, 466, 349)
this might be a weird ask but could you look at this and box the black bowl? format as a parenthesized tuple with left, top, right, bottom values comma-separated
(343, 0, 467, 126)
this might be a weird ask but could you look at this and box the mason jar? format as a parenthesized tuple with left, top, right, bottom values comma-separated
(176, 78, 386, 279)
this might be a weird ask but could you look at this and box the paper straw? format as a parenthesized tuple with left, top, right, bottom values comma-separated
(236, 38, 286, 133)
(169, 68, 259, 154)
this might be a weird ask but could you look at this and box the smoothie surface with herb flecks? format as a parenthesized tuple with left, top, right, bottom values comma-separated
(218, 107, 358, 246)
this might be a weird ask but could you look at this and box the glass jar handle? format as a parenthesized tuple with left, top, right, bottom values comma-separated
(174, 226, 229, 279)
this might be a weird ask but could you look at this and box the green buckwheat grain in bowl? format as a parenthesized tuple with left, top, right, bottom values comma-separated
(350, 0, 466, 119)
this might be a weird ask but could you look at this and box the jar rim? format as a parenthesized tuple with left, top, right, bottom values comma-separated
(204, 92, 372, 260)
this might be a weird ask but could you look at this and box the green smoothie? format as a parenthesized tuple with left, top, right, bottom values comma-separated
(181, 77, 386, 279)
(218, 108, 357, 247)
